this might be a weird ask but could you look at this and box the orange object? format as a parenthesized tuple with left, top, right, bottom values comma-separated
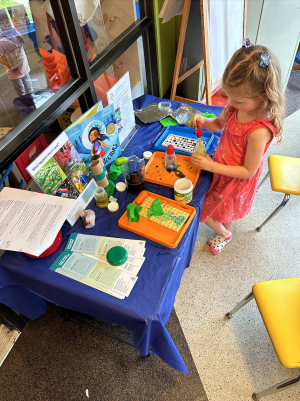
(118, 191, 196, 248)
(145, 152, 201, 188)
(88, 53, 96, 62)
(40, 48, 71, 91)
(94, 72, 118, 107)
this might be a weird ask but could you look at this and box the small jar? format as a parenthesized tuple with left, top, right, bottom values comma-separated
(193, 141, 207, 157)
(165, 144, 177, 171)
(94, 186, 109, 208)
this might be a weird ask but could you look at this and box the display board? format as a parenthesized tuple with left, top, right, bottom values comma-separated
(170, 0, 246, 105)
(178, 0, 203, 77)
(207, 0, 244, 86)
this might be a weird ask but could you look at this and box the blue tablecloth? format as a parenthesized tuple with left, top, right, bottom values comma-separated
(0, 94, 223, 373)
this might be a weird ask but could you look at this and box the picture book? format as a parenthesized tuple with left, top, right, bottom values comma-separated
(65, 103, 121, 168)
(26, 131, 97, 226)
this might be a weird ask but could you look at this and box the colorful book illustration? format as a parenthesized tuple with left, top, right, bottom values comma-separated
(26, 132, 97, 226)
(65, 102, 121, 168)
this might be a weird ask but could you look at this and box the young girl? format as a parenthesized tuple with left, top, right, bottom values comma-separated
(188, 41, 285, 255)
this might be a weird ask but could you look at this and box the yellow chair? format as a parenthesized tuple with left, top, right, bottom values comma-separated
(256, 155, 300, 231)
(226, 278, 300, 400)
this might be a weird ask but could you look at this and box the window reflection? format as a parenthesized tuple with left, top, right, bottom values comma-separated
(0, 0, 71, 132)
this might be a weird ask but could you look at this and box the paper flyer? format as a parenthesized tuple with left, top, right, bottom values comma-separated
(65, 233, 146, 259)
(26, 131, 97, 226)
(84, 254, 145, 276)
(0, 188, 75, 256)
(50, 251, 138, 299)
(65, 103, 121, 168)
(107, 72, 136, 144)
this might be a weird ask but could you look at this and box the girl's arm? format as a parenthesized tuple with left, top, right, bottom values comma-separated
(187, 107, 228, 132)
(100, 141, 110, 149)
(191, 128, 272, 179)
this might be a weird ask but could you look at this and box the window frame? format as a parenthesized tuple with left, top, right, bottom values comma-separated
(0, 0, 158, 173)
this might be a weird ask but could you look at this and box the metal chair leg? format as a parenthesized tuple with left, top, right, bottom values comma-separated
(252, 372, 300, 400)
(226, 292, 254, 318)
(256, 194, 290, 232)
(257, 171, 270, 191)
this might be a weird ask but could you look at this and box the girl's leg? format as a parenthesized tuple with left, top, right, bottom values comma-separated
(223, 221, 233, 233)
(205, 217, 231, 237)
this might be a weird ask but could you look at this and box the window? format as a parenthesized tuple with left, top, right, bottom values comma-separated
(0, 0, 158, 173)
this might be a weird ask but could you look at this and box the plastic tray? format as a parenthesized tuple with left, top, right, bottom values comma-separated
(154, 125, 214, 156)
(118, 191, 196, 248)
(145, 152, 201, 188)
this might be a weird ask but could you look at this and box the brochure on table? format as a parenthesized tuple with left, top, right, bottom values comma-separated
(65, 102, 121, 169)
(50, 251, 139, 299)
(26, 131, 97, 226)
(65, 233, 146, 260)
(0, 188, 75, 256)
(107, 71, 136, 145)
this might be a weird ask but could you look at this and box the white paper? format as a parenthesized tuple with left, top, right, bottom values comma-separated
(107, 72, 136, 144)
(0, 188, 75, 256)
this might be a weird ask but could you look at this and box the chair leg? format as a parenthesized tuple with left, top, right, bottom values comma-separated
(257, 171, 270, 191)
(226, 292, 254, 318)
(256, 194, 290, 232)
(252, 372, 300, 400)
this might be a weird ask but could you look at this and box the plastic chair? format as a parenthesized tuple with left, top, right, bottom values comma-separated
(226, 278, 300, 400)
(256, 155, 300, 231)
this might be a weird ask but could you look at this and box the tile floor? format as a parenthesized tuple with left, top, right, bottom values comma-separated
(175, 108, 300, 400)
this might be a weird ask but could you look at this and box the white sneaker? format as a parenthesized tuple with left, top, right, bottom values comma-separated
(207, 233, 232, 255)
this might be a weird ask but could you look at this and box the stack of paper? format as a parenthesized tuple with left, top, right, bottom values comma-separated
(49, 233, 146, 299)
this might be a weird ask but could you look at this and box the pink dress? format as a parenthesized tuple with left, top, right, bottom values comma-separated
(200, 108, 275, 223)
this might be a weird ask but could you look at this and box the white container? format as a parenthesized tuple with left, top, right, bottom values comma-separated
(174, 178, 193, 204)
(116, 182, 126, 192)
(108, 202, 119, 212)
(143, 151, 152, 160)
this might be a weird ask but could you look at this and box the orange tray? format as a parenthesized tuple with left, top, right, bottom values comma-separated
(145, 152, 201, 188)
(118, 191, 196, 248)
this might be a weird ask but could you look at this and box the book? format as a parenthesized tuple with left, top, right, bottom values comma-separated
(65, 103, 121, 168)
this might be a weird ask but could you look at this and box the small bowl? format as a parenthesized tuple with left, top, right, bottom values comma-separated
(108, 202, 119, 212)
(158, 101, 171, 111)
(116, 182, 126, 192)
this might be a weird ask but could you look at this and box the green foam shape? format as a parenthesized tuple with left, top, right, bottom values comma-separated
(127, 203, 143, 223)
(199, 112, 217, 119)
(104, 180, 116, 197)
(109, 164, 123, 180)
(148, 198, 164, 218)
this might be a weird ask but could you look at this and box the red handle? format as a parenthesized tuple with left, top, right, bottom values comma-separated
(195, 119, 203, 139)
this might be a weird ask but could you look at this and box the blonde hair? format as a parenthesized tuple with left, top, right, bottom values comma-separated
(223, 44, 285, 143)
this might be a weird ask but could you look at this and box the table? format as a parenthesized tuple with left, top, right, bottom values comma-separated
(0, 94, 223, 373)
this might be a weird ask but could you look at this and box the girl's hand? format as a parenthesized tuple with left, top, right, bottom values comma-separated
(191, 153, 214, 172)
(187, 114, 203, 129)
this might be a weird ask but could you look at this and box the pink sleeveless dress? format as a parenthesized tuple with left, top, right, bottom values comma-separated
(200, 108, 275, 223)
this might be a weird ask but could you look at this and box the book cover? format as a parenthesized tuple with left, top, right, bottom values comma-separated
(65, 103, 121, 168)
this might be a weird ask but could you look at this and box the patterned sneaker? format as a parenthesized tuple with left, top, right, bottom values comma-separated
(207, 233, 232, 255)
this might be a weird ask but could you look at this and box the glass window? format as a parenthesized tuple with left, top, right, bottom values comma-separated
(74, 0, 141, 61)
(0, 0, 71, 133)
(93, 39, 146, 108)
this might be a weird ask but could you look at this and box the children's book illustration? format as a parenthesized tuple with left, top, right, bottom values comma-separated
(66, 104, 121, 168)
(27, 132, 97, 226)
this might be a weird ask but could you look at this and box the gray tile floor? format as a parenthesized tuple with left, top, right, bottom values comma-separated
(174, 109, 300, 400)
